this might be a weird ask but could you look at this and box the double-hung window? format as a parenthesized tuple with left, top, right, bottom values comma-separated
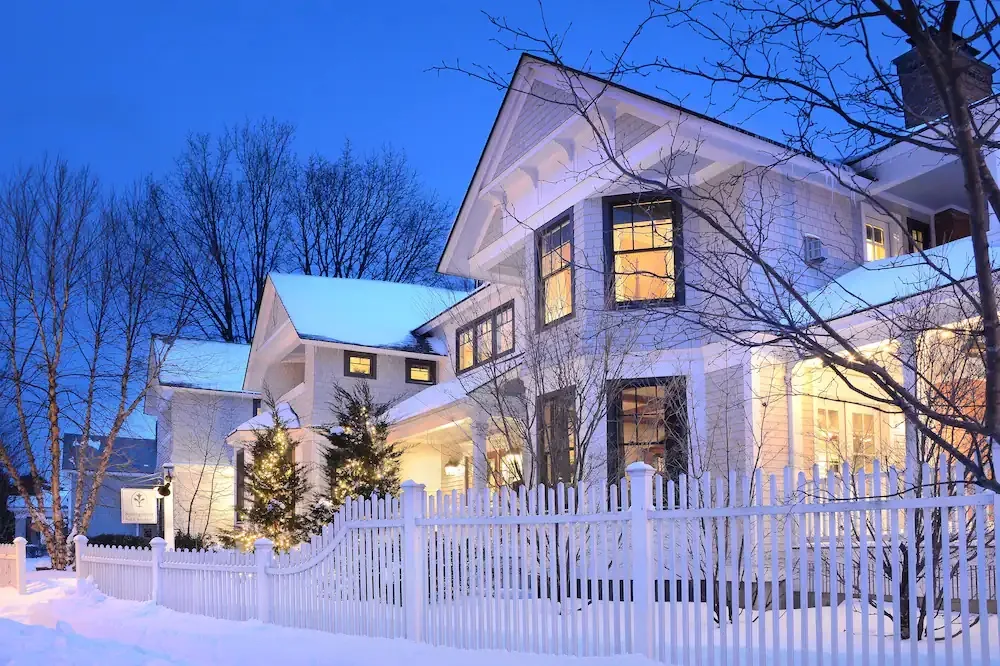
(607, 377, 688, 481)
(538, 214, 574, 326)
(345, 351, 377, 378)
(605, 195, 681, 305)
(865, 223, 886, 261)
(455, 302, 515, 373)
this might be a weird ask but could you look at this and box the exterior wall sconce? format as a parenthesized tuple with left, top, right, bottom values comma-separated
(443, 460, 466, 477)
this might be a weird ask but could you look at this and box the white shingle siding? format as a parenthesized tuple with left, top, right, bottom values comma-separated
(495, 81, 575, 175)
(703, 364, 748, 475)
(615, 113, 658, 153)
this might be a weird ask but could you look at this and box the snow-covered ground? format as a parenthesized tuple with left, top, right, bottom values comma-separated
(0, 571, 653, 666)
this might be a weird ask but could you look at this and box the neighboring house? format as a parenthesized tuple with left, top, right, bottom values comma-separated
(60, 434, 158, 538)
(160, 44, 998, 531)
(144, 337, 258, 539)
(225, 274, 468, 498)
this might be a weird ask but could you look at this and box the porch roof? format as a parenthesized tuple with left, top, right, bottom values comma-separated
(801, 236, 1000, 323)
(389, 378, 468, 424)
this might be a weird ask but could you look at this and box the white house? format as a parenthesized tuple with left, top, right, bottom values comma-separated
(150, 46, 999, 539)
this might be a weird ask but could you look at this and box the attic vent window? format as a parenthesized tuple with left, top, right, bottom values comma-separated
(803, 235, 827, 265)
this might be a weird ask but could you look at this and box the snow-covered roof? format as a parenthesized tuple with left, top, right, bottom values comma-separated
(389, 378, 468, 423)
(802, 237, 1000, 322)
(228, 402, 301, 436)
(154, 337, 254, 393)
(269, 273, 468, 354)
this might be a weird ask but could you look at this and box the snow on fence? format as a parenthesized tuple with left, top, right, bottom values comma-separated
(0, 538, 26, 594)
(77, 460, 1000, 666)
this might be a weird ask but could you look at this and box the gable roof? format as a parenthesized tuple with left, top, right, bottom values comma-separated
(268, 273, 468, 354)
(437, 53, 844, 277)
(154, 337, 254, 393)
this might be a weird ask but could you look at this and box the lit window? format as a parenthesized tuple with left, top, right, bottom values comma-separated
(487, 450, 523, 489)
(406, 359, 436, 385)
(457, 329, 474, 372)
(475, 318, 493, 363)
(497, 307, 514, 355)
(344, 352, 376, 378)
(609, 378, 687, 481)
(865, 224, 886, 261)
(609, 198, 677, 303)
(539, 217, 573, 325)
(455, 303, 515, 374)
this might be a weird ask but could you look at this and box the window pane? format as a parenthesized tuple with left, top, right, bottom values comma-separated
(540, 391, 575, 485)
(614, 249, 674, 302)
(458, 329, 473, 371)
(614, 379, 687, 480)
(497, 307, 514, 354)
(543, 268, 573, 324)
(476, 318, 493, 363)
(865, 224, 886, 261)
(409, 364, 431, 383)
(349, 355, 372, 376)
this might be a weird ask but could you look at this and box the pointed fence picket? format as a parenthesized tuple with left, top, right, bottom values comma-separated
(74, 460, 998, 666)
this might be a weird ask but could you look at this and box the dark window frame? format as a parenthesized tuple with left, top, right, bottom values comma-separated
(606, 376, 689, 481)
(251, 398, 262, 417)
(344, 351, 378, 379)
(602, 193, 685, 309)
(537, 386, 577, 486)
(906, 217, 931, 253)
(536, 209, 576, 330)
(455, 301, 516, 375)
(405, 358, 438, 385)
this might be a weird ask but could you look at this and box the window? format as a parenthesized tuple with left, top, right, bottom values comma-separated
(865, 223, 886, 261)
(344, 351, 377, 378)
(486, 449, 523, 489)
(907, 218, 930, 252)
(605, 196, 680, 304)
(814, 402, 887, 474)
(538, 388, 576, 485)
(251, 399, 262, 417)
(235, 449, 246, 520)
(455, 302, 515, 374)
(608, 377, 688, 481)
(538, 214, 574, 326)
(406, 358, 436, 385)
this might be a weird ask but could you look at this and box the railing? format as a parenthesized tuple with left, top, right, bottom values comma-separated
(75, 461, 1000, 666)
(0, 537, 27, 594)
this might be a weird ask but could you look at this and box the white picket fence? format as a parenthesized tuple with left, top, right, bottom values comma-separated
(77, 460, 1000, 666)
(0, 537, 27, 594)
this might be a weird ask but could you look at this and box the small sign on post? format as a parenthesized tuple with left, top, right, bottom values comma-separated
(120, 488, 158, 524)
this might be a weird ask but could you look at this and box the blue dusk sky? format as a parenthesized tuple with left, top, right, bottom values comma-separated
(1, 1, 782, 208)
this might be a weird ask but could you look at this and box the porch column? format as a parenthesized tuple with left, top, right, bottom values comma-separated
(471, 410, 490, 489)
(988, 149, 1000, 236)
(899, 333, 921, 470)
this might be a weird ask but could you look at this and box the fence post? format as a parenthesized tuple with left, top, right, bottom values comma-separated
(150, 537, 165, 604)
(254, 538, 274, 623)
(627, 461, 655, 658)
(13, 537, 26, 595)
(401, 480, 426, 642)
(73, 535, 88, 591)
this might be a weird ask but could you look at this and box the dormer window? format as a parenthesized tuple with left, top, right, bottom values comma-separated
(344, 351, 377, 379)
(865, 223, 886, 261)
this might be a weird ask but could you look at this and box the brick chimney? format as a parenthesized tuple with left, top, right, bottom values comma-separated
(893, 34, 995, 128)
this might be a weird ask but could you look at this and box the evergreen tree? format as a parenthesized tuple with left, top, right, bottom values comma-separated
(311, 383, 400, 525)
(220, 404, 311, 551)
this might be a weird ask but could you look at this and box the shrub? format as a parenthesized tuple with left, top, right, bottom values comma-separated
(174, 531, 213, 551)
(87, 533, 151, 548)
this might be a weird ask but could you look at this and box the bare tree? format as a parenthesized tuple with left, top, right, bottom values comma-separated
(162, 118, 294, 343)
(286, 142, 452, 286)
(0, 161, 185, 568)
